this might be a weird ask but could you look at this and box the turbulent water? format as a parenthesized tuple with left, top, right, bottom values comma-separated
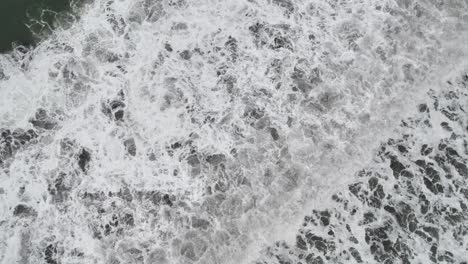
(0, 0, 467, 263)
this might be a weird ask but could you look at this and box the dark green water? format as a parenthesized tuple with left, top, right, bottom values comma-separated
(0, 0, 75, 53)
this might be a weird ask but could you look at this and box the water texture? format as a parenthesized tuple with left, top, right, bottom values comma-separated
(0, 0, 80, 52)
(0, 0, 467, 263)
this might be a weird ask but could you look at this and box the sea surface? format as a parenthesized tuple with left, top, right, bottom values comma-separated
(0, 0, 467, 263)
(0, 0, 78, 53)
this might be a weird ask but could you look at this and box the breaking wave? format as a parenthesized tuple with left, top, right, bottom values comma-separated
(0, 0, 467, 263)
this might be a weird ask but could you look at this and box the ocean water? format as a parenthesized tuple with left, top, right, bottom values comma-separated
(0, 0, 467, 263)
(0, 0, 79, 53)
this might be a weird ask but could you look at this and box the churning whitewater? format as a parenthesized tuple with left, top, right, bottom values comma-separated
(0, 0, 468, 263)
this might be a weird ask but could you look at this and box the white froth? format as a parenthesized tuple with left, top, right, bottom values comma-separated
(0, 0, 467, 263)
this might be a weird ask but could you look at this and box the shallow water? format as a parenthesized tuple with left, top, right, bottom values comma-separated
(0, 0, 467, 263)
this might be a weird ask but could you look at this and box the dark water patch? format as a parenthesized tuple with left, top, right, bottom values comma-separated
(0, 127, 38, 166)
(13, 204, 37, 217)
(0, 0, 86, 53)
(124, 138, 136, 156)
(78, 148, 91, 173)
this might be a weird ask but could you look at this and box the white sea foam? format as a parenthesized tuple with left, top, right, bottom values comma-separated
(0, 0, 467, 263)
